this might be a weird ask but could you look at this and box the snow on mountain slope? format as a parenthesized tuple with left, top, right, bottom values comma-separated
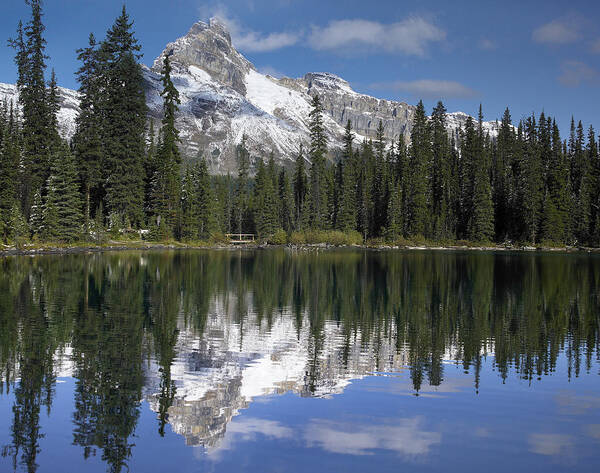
(1, 18, 502, 174)
(0, 82, 79, 140)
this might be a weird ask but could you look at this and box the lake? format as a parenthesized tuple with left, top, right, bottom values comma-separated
(0, 249, 599, 472)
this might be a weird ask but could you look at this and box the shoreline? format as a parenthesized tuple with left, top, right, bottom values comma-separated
(1, 241, 599, 257)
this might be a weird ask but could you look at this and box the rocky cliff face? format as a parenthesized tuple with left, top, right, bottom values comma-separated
(0, 18, 500, 174)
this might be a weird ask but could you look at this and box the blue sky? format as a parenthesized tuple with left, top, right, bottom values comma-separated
(1, 0, 599, 135)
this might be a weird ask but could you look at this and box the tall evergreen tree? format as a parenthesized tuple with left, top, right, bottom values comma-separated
(407, 100, 430, 237)
(308, 95, 329, 229)
(293, 145, 308, 230)
(150, 55, 181, 236)
(43, 144, 83, 242)
(9, 0, 57, 216)
(73, 33, 103, 235)
(430, 101, 452, 239)
(337, 121, 357, 232)
(233, 135, 250, 234)
(102, 6, 146, 228)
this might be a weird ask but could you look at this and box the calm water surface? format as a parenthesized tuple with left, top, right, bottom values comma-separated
(0, 249, 599, 473)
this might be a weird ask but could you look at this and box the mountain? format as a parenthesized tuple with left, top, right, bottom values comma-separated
(0, 18, 500, 174)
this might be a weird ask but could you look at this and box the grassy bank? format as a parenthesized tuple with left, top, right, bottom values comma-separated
(1, 230, 599, 257)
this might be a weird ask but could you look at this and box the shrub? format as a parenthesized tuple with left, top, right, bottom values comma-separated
(268, 229, 288, 245)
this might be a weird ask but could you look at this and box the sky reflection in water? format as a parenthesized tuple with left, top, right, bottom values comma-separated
(0, 249, 599, 472)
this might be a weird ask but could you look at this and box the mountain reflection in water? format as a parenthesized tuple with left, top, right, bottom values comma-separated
(0, 249, 598, 473)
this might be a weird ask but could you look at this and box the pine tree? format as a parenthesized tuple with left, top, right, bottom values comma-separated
(43, 144, 83, 242)
(102, 6, 146, 228)
(29, 190, 44, 238)
(179, 166, 198, 241)
(589, 127, 600, 244)
(493, 108, 514, 241)
(150, 55, 181, 237)
(386, 181, 403, 241)
(308, 95, 329, 229)
(430, 101, 452, 239)
(407, 101, 430, 237)
(522, 115, 544, 243)
(541, 119, 570, 243)
(0, 106, 19, 243)
(337, 121, 357, 232)
(278, 169, 294, 232)
(372, 120, 388, 235)
(9, 0, 57, 216)
(73, 33, 103, 235)
(195, 157, 218, 239)
(467, 106, 494, 242)
(571, 121, 590, 243)
(233, 135, 250, 234)
(293, 145, 308, 230)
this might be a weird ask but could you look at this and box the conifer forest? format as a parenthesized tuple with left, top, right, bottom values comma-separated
(1, 1, 599, 249)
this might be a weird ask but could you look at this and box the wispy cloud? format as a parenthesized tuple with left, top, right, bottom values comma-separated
(532, 15, 583, 44)
(201, 4, 301, 52)
(305, 417, 441, 457)
(307, 17, 445, 56)
(558, 60, 600, 87)
(592, 39, 600, 54)
(528, 433, 574, 456)
(206, 417, 293, 461)
(371, 79, 478, 99)
(478, 38, 497, 51)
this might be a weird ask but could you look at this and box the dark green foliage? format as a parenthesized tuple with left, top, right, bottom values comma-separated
(9, 0, 58, 216)
(73, 33, 103, 234)
(102, 7, 146, 227)
(233, 136, 251, 233)
(336, 121, 357, 233)
(150, 55, 182, 236)
(407, 101, 430, 237)
(308, 95, 329, 229)
(293, 145, 308, 230)
(43, 144, 83, 242)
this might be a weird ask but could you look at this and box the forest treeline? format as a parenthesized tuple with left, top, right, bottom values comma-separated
(1, 1, 599, 247)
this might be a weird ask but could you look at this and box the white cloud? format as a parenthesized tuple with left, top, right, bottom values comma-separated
(307, 17, 445, 56)
(558, 61, 600, 87)
(592, 38, 600, 54)
(305, 417, 441, 457)
(200, 4, 301, 52)
(371, 79, 478, 99)
(258, 65, 286, 78)
(528, 433, 573, 456)
(206, 417, 294, 460)
(532, 16, 582, 44)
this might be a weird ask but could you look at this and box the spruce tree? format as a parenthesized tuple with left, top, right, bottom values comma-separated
(278, 169, 294, 232)
(102, 6, 146, 228)
(73, 33, 103, 234)
(43, 144, 83, 242)
(195, 157, 218, 239)
(541, 119, 570, 243)
(233, 135, 250, 234)
(150, 55, 181, 236)
(406, 100, 430, 237)
(179, 166, 198, 241)
(0, 106, 19, 243)
(337, 121, 357, 232)
(430, 101, 452, 239)
(493, 108, 515, 241)
(9, 0, 57, 216)
(467, 106, 494, 242)
(293, 145, 308, 230)
(308, 95, 329, 229)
